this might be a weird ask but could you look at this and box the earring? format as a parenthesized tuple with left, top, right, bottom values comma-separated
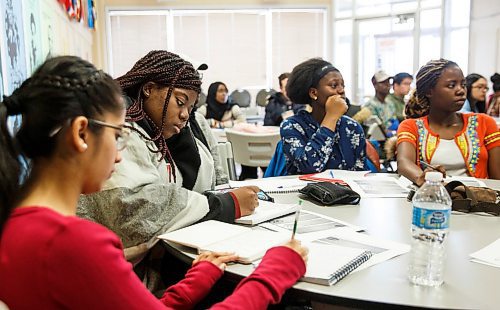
(81, 143, 88, 150)
(313, 96, 318, 101)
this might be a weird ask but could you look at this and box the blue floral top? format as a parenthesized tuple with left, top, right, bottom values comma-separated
(280, 110, 366, 174)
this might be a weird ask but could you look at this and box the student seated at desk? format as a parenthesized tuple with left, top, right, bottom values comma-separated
(281, 58, 366, 174)
(0, 56, 308, 309)
(77, 51, 260, 270)
(397, 59, 500, 186)
(198, 81, 246, 129)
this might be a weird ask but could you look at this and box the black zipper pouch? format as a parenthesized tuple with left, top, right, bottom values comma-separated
(299, 182, 361, 206)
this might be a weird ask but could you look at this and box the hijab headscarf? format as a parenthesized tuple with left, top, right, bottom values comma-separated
(205, 82, 235, 121)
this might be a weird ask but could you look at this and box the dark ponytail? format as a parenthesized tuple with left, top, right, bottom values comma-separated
(0, 56, 123, 232)
(0, 101, 22, 231)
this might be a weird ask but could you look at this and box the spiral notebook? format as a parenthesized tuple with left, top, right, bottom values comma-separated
(302, 243, 373, 286)
(228, 178, 309, 194)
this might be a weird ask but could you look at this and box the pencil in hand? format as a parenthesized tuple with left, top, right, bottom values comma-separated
(291, 200, 302, 240)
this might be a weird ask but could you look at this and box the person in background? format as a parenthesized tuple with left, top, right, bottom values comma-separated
(198, 81, 246, 128)
(363, 70, 398, 130)
(460, 73, 488, 113)
(397, 59, 500, 186)
(487, 73, 500, 117)
(281, 58, 366, 174)
(199, 83, 259, 180)
(0, 55, 308, 309)
(386, 72, 413, 121)
(77, 51, 259, 272)
(264, 72, 292, 126)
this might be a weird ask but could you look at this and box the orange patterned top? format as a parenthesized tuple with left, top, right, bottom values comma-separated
(397, 113, 500, 178)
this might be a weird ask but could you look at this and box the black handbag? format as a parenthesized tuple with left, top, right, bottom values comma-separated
(299, 182, 361, 206)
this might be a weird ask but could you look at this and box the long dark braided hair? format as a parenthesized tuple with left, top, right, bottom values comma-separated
(0, 56, 123, 232)
(405, 58, 458, 118)
(116, 50, 202, 181)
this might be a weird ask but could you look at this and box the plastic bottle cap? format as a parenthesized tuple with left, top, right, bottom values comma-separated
(425, 171, 443, 182)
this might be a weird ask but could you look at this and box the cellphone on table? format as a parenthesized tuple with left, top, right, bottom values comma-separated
(257, 190, 274, 203)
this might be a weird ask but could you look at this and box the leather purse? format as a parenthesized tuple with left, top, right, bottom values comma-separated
(445, 181, 500, 216)
(299, 181, 361, 206)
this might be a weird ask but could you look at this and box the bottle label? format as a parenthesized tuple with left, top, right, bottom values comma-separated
(412, 207, 450, 229)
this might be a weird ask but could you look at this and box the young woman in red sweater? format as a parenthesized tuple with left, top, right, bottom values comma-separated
(0, 56, 307, 309)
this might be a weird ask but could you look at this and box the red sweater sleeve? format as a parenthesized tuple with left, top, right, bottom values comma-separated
(160, 261, 223, 309)
(210, 246, 306, 310)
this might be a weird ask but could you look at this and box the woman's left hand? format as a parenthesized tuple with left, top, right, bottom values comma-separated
(193, 251, 239, 270)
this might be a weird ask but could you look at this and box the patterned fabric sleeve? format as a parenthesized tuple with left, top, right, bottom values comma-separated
(397, 118, 418, 147)
(481, 114, 500, 150)
(280, 117, 339, 173)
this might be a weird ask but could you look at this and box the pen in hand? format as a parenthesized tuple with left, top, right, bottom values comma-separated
(291, 200, 302, 240)
(419, 160, 439, 171)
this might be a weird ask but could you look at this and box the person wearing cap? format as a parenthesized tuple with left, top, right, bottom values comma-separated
(363, 70, 398, 130)
(386, 72, 413, 121)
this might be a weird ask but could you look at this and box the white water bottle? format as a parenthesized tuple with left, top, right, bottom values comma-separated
(408, 171, 452, 286)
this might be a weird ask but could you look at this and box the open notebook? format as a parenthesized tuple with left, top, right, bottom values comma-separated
(303, 243, 372, 285)
(158, 220, 289, 264)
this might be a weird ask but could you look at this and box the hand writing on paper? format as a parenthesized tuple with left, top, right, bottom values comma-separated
(415, 165, 447, 187)
(193, 251, 239, 271)
(230, 186, 260, 216)
(283, 239, 309, 263)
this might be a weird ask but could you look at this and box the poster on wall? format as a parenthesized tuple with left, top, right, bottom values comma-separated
(0, 0, 27, 95)
(40, 0, 58, 60)
(0, 30, 4, 98)
(23, 0, 43, 74)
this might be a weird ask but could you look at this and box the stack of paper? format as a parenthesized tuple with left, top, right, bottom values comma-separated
(235, 200, 300, 225)
(470, 238, 500, 268)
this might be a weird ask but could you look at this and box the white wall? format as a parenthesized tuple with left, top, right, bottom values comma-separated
(468, 0, 500, 76)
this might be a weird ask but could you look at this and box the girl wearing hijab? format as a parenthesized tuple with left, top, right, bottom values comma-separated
(198, 82, 246, 128)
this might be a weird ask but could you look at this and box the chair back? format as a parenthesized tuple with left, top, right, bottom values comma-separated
(256, 88, 277, 107)
(196, 91, 207, 108)
(216, 141, 237, 180)
(225, 127, 280, 167)
(263, 140, 287, 177)
(230, 89, 251, 108)
(366, 122, 387, 141)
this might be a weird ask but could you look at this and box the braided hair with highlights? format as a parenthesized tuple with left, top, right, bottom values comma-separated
(405, 58, 457, 118)
(116, 50, 202, 181)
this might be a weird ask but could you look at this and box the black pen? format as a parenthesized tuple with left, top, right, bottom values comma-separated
(419, 160, 439, 171)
